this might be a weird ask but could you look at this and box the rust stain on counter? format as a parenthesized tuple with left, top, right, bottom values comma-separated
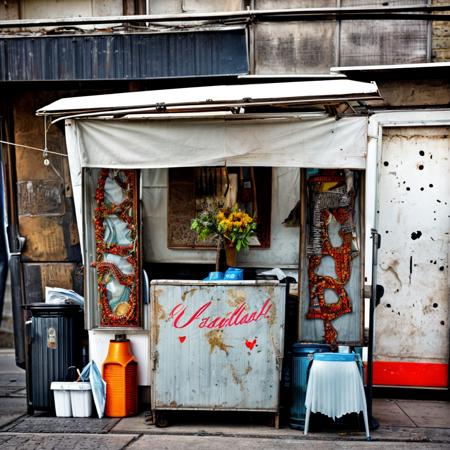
(268, 297, 277, 327)
(181, 288, 198, 302)
(206, 329, 232, 355)
(152, 291, 167, 346)
(227, 289, 247, 309)
(230, 364, 244, 391)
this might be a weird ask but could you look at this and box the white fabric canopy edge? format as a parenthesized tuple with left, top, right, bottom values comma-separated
(39, 79, 379, 116)
(65, 114, 368, 260)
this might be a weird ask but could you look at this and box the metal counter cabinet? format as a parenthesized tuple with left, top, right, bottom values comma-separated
(150, 280, 286, 427)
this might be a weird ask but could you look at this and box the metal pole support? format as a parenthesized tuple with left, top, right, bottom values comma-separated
(367, 228, 380, 430)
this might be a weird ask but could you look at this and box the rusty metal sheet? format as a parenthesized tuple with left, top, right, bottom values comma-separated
(375, 127, 449, 363)
(150, 280, 285, 411)
(19, 216, 67, 261)
(17, 180, 65, 216)
(13, 91, 81, 261)
(22, 262, 80, 304)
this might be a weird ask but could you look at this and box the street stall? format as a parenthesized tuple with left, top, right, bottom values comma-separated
(36, 80, 381, 426)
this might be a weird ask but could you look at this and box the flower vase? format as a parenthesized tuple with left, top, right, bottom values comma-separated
(224, 244, 237, 267)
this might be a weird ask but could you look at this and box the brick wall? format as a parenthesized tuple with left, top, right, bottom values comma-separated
(432, 1, 450, 61)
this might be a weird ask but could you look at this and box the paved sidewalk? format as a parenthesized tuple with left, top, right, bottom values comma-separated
(1, 349, 450, 449)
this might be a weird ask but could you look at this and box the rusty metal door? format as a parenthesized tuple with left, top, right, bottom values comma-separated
(375, 126, 449, 387)
(150, 280, 285, 411)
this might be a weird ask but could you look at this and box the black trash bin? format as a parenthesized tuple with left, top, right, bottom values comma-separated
(24, 303, 84, 414)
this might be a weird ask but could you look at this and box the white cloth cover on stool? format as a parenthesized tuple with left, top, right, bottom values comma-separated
(305, 360, 367, 420)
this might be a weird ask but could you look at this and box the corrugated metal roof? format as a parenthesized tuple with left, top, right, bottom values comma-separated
(37, 79, 380, 117)
(0, 29, 248, 82)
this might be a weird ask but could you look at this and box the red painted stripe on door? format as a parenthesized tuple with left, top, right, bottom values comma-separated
(373, 361, 448, 388)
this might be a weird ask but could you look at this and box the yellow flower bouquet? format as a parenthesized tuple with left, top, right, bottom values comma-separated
(191, 205, 257, 252)
(215, 207, 257, 251)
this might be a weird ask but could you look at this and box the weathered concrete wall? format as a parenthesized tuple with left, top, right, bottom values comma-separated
(148, 0, 243, 14)
(254, 21, 337, 74)
(0, 0, 19, 20)
(373, 79, 450, 107)
(19, 0, 123, 19)
(253, 0, 430, 74)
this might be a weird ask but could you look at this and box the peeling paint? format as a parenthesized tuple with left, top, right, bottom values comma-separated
(153, 293, 167, 346)
(227, 289, 247, 309)
(181, 288, 198, 302)
(267, 297, 277, 327)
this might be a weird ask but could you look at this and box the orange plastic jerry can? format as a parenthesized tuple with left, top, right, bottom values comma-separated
(103, 335, 138, 417)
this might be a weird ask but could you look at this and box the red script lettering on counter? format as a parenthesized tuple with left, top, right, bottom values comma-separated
(168, 299, 273, 330)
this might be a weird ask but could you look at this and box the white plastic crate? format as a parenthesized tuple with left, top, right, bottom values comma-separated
(51, 382, 92, 417)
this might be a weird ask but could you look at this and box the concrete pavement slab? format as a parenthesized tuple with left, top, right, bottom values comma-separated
(0, 432, 138, 450)
(111, 413, 301, 436)
(396, 400, 450, 428)
(0, 350, 24, 374)
(0, 385, 25, 395)
(372, 399, 416, 427)
(0, 396, 27, 416)
(126, 434, 450, 449)
(112, 413, 371, 440)
(111, 414, 450, 444)
(0, 372, 25, 388)
(0, 414, 25, 429)
(370, 426, 450, 443)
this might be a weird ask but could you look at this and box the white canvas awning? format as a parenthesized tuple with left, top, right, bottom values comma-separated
(66, 115, 368, 169)
(37, 79, 379, 117)
(38, 80, 379, 251)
